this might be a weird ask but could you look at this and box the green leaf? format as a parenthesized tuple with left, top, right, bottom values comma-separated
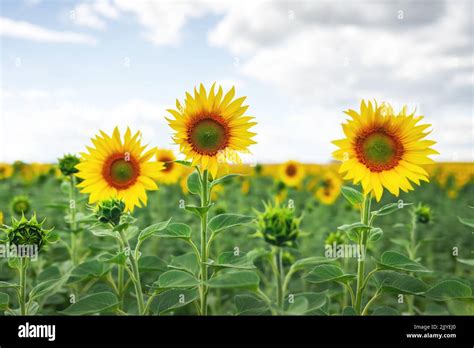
(138, 219, 172, 242)
(284, 292, 327, 315)
(342, 306, 357, 315)
(375, 271, 428, 295)
(208, 214, 254, 235)
(187, 171, 202, 195)
(149, 223, 191, 240)
(206, 251, 256, 270)
(150, 288, 198, 315)
(235, 294, 270, 316)
(174, 160, 193, 167)
(368, 227, 383, 242)
(157, 270, 199, 289)
(424, 280, 473, 300)
(0, 281, 19, 289)
(185, 204, 213, 217)
(0, 292, 9, 310)
(371, 202, 412, 217)
(304, 264, 355, 284)
(375, 251, 430, 273)
(97, 251, 127, 265)
(210, 174, 241, 188)
(89, 227, 119, 239)
(168, 253, 200, 276)
(458, 216, 474, 228)
(29, 276, 68, 301)
(338, 222, 369, 242)
(61, 292, 119, 315)
(138, 255, 168, 272)
(68, 260, 109, 284)
(457, 258, 474, 266)
(341, 186, 364, 205)
(206, 270, 260, 290)
(290, 256, 337, 273)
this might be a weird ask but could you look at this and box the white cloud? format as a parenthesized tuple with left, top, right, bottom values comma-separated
(0, 89, 175, 162)
(71, 0, 120, 30)
(0, 17, 97, 44)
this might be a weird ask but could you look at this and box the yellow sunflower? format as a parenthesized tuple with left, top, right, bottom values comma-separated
(0, 163, 13, 180)
(279, 160, 306, 188)
(155, 149, 181, 185)
(76, 127, 163, 211)
(332, 100, 438, 201)
(166, 83, 257, 178)
(315, 171, 342, 205)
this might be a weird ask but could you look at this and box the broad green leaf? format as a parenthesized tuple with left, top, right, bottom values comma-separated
(187, 171, 201, 195)
(235, 294, 270, 316)
(375, 251, 430, 273)
(368, 227, 383, 242)
(458, 216, 474, 228)
(68, 260, 109, 284)
(424, 280, 472, 300)
(208, 214, 254, 235)
(338, 222, 369, 242)
(150, 288, 198, 315)
(206, 251, 256, 270)
(342, 306, 357, 315)
(285, 292, 327, 315)
(150, 223, 191, 240)
(89, 227, 118, 239)
(61, 292, 119, 315)
(341, 186, 364, 205)
(157, 270, 199, 289)
(29, 276, 68, 301)
(168, 253, 200, 276)
(138, 219, 172, 242)
(375, 271, 428, 295)
(210, 174, 241, 188)
(372, 202, 412, 217)
(38, 266, 61, 283)
(304, 264, 355, 284)
(206, 270, 260, 290)
(97, 251, 127, 265)
(138, 255, 168, 272)
(290, 256, 337, 273)
(0, 292, 9, 310)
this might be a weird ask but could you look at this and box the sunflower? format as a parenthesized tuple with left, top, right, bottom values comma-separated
(166, 83, 257, 178)
(155, 149, 182, 185)
(279, 160, 306, 188)
(76, 127, 163, 211)
(0, 163, 13, 180)
(315, 171, 342, 205)
(332, 100, 438, 201)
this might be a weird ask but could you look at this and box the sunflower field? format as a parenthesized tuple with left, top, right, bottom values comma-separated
(0, 91, 473, 317)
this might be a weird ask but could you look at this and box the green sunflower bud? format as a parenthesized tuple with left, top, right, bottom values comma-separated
(413, 203, 432, 224)
(2, 214, 54, 251)
(255, 201, 301, 248)
(94, 199, 126, 226)
(58, 154, 80, 176)
(10, 195, 31, 216)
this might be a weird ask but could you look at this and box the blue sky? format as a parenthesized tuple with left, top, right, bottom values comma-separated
(1, 0, 473, 164)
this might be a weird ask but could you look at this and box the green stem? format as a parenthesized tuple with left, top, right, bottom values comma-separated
(407, 211, 417, 315)
(361, 290, 380, 316)
(119, 230, 145, 315)
(199, 169, 209, 316)
(69, 175, 78, 265)
(354, 193, 371, 314)
(18, 257, 28, 315)
(275, 248, 284, 309)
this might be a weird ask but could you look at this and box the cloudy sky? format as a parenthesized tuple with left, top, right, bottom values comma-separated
(1, 0, 472, 164)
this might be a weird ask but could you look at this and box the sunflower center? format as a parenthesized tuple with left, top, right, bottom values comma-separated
(189, 118, 228, 155)
(285, 164, 297, 177)
(355, 129, 404, 172)
(159, 156, 174, 173)
(103, 154, 139, 189)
